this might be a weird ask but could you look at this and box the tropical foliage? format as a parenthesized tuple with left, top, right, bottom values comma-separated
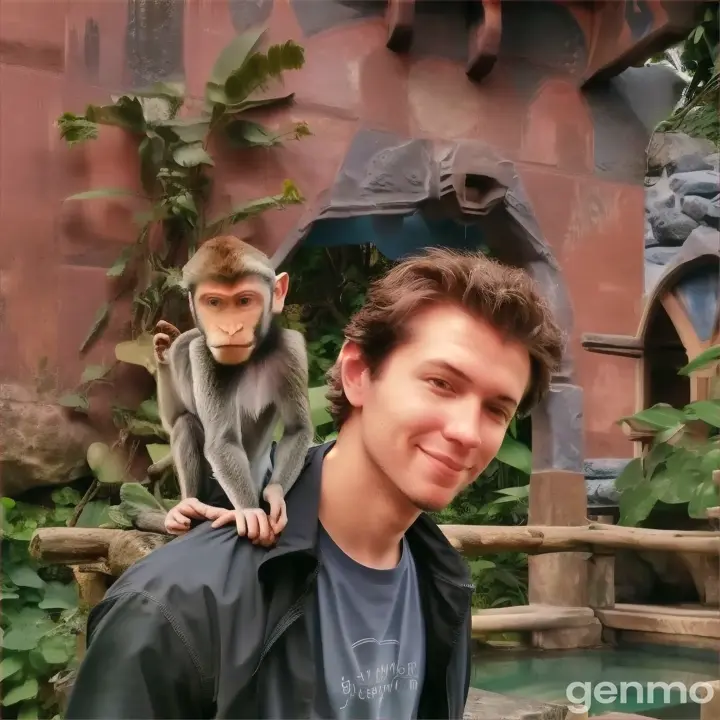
(615, 344, 720, 526)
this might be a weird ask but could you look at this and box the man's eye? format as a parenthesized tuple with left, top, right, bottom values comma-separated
(428, 378, 452, 392)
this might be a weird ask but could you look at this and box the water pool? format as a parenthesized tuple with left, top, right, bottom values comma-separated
(471, 644, 719, 718)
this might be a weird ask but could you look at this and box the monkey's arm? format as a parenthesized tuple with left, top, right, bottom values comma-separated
(266, 330, 314, 496)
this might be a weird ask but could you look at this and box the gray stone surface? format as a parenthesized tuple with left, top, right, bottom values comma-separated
(584, 458, 629, 507)
(531, 383, 583, 474)
(646, 132, 715, 175)
(669, 169, 720, 198)
(666, 152, 713, 175)
(463, 688, 567, 720)
(643, 143, 720, 297)
(649, 206, 698, 245)
(645, 247, 678, 265)
(681, 194, 717, 223)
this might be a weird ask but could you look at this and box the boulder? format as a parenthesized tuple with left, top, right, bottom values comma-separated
(646, 132, 715, 175)
(666, 151, 713, 175)
(668, 169, 720, 198)
(0, 383, 97, 497)
(644, 247, 677, 265)
(649, 206, 698, 245)
(681, 194, 718, 223)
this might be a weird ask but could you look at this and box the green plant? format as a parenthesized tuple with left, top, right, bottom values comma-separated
(616, 344, 720, 526)
(1, 491, 85, 718)
(55, 26, 310, 480)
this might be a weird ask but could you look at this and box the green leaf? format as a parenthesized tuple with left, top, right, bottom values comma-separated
(3, 628, 41, 651)
(38, 633, 75, 664)
(18, 701, 40, 720)
(139, 399, 160, 422)
(614, 457, 645, 491)
(156, 118, 210, 144)
(81, 364, 110, 383)
(228, 92, 295, 113)
(6, 565, 45, 589)
(146, 443, 170, 465)
(173, 142, 214, 168)
(80, 302, 110, 353)
(618, 480, 657, 526)
(115, 333, 155, 373)
(86, 442, 129, 484)
(57, 111, 98, 145)
(225, 119, 283, 148)
(126, 418, 165, 437)
(679, 345, 720, 375)
(619, 404, 687, 430)
(209, 26, 267, 88)
(2, 678, 39, 707)
(205, 181, 303, 235)
(39, 580, 78, 610)
(650, 467, 695, 504)
(139, 133, 166, 195)
(0, 656, 23, 682)
(688, 479, 719, 519)
(85, 95, 147, 133)
(51, 487, 83, 506)
(58, 393, 89, 412)
(643, 442, 673, 478)
(308, 385, 332, 428)
(471, 559, 496, 571)
(495, 434, 532, 475)
(64, 187, 140, 202)
(118, 482, 166, 518)
(684, 400, 720, 428)
(76, 500, 112, 528)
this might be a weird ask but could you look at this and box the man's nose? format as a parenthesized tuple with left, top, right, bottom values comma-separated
(442, 402, 483, 447)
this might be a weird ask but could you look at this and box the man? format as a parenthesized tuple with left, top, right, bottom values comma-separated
(65, 247, 563, 719)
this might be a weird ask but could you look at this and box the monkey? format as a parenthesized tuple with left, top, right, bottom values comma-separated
(152, 235, 314, 545)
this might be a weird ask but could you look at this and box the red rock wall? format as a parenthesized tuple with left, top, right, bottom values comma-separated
(1, 0, 689, 459)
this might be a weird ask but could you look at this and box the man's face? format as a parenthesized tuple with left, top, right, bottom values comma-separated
(345, 302, 531, 513)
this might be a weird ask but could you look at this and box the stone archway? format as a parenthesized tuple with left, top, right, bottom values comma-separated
(273, 129, 592, 645)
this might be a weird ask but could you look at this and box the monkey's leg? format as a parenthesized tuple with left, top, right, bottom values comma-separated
(172, 414, 205, 500)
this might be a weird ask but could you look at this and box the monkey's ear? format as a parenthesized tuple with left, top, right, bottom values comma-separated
(272, 272, 290, 313)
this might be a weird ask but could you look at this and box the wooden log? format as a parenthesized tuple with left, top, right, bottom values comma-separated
(472, 605, 596, 635)
(596, 605, 720, 638)
(30, 527, 171, 576)
(440, 524, 720, 555)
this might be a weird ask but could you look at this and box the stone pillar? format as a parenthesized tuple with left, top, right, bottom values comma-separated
(529, 382, 602, 648)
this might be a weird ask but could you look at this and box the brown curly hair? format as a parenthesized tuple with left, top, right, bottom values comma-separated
(325, 247, 564, 428)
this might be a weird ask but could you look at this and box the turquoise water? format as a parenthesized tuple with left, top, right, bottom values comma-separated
(471, 644, 720, 718)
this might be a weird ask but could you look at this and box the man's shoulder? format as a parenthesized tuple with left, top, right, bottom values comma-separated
(106, 523, 264, 608)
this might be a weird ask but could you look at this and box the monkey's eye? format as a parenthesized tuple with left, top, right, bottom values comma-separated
(206, 297, 222, 308)
(236, 296, 251, 306)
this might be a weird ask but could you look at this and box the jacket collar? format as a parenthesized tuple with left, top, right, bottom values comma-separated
(258, 441, 473, 591)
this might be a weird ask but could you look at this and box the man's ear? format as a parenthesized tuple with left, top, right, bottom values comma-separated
(338, 341, 369, 411)
(272, 272, 290, 314)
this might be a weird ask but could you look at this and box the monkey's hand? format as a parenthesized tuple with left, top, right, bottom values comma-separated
(263, 483, 288, 536)
(153, 320, 181, 364)
(164, 497, 228, 535)
(234, 509, 278, 548)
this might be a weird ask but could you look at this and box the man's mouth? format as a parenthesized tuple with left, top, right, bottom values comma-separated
(419, 447, 467, 473)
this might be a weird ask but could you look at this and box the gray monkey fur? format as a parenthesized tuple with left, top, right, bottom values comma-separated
(155, 308, 314, 516)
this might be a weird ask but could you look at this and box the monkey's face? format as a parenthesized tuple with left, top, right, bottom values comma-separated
(339, 302, 530, 515)
(193, 277, 270, 365)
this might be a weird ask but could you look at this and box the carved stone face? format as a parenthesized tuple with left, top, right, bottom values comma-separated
(192, 273, 288, 365)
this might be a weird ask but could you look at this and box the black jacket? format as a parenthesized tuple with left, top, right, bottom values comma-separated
(65, 443, 475, 719)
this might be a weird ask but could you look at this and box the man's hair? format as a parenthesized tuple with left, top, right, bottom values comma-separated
(325, 247, 564, 427)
